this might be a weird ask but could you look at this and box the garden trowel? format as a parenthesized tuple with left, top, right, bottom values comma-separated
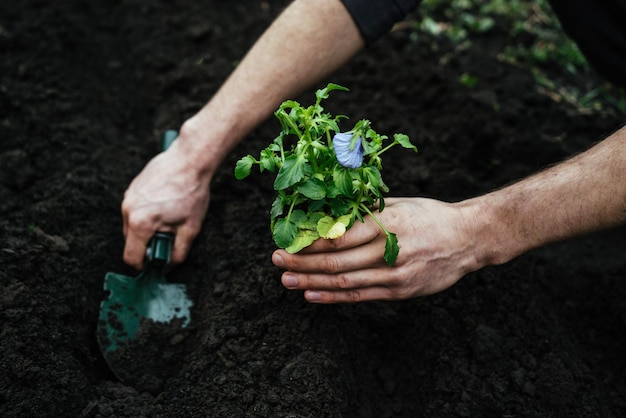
(97, 130, 193, 389)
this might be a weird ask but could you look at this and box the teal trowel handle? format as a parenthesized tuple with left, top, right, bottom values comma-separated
(163, 129, 178, 151)
(145, 232, 174, 269)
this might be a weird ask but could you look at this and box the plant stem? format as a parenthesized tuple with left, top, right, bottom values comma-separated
(306, 145, 320, 172)
(285, 193, 299, 222)
(359, 203, 390, 235)
(377, 141, 397, 156)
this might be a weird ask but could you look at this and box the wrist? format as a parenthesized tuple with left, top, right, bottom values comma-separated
(175, 113, 233, 178)
(457, 193, 526, 269)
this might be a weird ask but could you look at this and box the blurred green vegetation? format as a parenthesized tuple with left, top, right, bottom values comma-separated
(405, 0, 625, 115)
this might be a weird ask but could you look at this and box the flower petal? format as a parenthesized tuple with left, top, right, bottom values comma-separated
(333, 132, 363, 169)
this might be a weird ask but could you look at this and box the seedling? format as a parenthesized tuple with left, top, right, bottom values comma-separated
(235, 84, 417, 265)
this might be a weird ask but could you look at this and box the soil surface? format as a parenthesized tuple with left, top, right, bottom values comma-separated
(1, 1, 625, 417)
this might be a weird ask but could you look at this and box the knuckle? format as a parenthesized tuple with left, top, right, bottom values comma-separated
(281, 253, 298, 270)
(346, 290, 362, 303)
(293, 273, 307, 288)
(333, 273, 352, 289)
(390, 279, 417, 300)
(390, 286, 411, 300)
(126, 212, 152, 231)
(384, 270, 411, 299)
(320, 255, 340, 273)
(387, 273, 405, 288)
(120, 198, 134, 218)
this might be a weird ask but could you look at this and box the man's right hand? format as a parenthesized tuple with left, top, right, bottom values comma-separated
(120, 0, 367, 270)
(121, 137, 212, 270)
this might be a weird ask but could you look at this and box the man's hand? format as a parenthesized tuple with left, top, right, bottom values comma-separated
(118, 0, 365, 270)
(121, 138, 212, 270)
(272, 197, 483, 303)
(272, 127, 626, 304)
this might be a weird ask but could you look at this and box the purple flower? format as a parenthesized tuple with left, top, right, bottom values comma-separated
(333, 132, 363, 169)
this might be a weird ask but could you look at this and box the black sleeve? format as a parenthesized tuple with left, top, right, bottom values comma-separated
(340, 0, 422, 44)
(548, 0, 626, 87)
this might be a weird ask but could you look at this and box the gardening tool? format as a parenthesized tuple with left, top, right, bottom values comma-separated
(97, 130, 193, 387)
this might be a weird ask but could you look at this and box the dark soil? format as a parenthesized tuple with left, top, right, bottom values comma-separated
(1, 1, 625, 417)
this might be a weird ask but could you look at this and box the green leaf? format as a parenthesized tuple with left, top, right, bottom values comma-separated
(285, 229, 319, 253)
(364, 166, 381, 190)
(378, 196, 386, 212)
(361, 133, 378, 155)
(332, 166, 354, 197)
(279, 99, 300, 110)
(317, 215, 351, 239)
(294, 212, 320, 231)
(312, 116, 341, 134)
(269, 143, 281, 152)
(270, 196, 284, 219)
(326, 183, 341, 199)
(234, 155, 254, 179)
(272, 218, 297, 248)
(394, 133, 418, 152)
(336, 214, 353, 229)
(364, 167, 389, 195)
(297, 177, 326, 200)
(308, 199, 324, 212)
(315, 83, 349, 102)
(329, 198, 351, 217)
(260, 148, 277, 172)
(274, 103, 303, 136)
(383, 232, 399, 266)
(317, 216, 337, 239)
(274, 154, 306, 190)
(290, 209, 307, 225)
(307, 211, 325, 227)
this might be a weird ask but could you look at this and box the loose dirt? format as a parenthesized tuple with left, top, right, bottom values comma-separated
(1, 1, 625, 417)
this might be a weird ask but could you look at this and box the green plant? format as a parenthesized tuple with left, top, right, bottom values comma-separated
(235, 84, 418, 265)
(459, 72, 478, 88)
(406, 0, 624, 115)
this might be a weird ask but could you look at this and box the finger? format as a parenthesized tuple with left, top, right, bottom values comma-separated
(170, 224, 197, 265)
(273, 237, 387, 275)
(303, 286, 399, 304)
(123, 207, 172, 270)
(281, 265, 397, 292)
(123, 228, 153, 270)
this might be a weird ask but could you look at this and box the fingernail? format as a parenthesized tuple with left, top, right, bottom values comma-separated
(306, 291, 321, 302)
(283, 273, 297, 288)
(272, 252, 284, 268)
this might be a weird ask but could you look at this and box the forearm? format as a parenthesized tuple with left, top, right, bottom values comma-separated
(176, 0, 365, 176)
(464, 125, 626, 267)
